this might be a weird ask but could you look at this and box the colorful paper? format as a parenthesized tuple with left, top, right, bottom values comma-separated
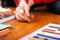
(20, 23, 60, 40)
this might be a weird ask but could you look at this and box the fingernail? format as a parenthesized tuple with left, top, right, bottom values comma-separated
(26, 13, 30, 17)
(28, 19, 31, 22)
(19, 9, 24, 14)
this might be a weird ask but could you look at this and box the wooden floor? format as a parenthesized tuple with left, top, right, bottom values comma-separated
(0, 8, 60, 40)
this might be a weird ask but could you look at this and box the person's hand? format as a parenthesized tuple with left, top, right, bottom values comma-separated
(15, 0, 31, 22)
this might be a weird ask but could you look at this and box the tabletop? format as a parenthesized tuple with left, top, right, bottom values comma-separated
(0, 8, 60, 40)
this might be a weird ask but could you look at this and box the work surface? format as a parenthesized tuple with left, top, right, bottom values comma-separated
(0, 11, 60, 40)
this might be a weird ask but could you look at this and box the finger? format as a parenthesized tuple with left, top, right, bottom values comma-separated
(23, 13, 31, 22)
(24, 7, 31, 22)
(15, 11, 24, 21)
(15, 10, 24, 21)
(16, 7, 31, 22)
(25, 6, 30, 17)
(16, 8, 27, 20)
(15, 11, 30, 22)
(19, 8, 31, 22)
(18, 10, 28, 20)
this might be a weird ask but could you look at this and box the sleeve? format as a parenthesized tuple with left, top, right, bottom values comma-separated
(34, 0, 42, 4)
(34, 0, 56, 4)
(42, 0, 56, 4)
(14, 0, 20, 5)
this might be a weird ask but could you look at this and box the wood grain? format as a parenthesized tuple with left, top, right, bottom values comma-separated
(0, 8, 60, 40)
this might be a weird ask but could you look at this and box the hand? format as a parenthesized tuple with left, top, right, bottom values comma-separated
(15, 0, 31, 22)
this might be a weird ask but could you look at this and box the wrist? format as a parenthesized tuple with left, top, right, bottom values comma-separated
(20, 0, 25, 2)
(19, 0, 29, 6)
(28, 0, 34, 7)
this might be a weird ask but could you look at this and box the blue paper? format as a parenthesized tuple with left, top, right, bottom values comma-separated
(0, 24, 10, 30)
